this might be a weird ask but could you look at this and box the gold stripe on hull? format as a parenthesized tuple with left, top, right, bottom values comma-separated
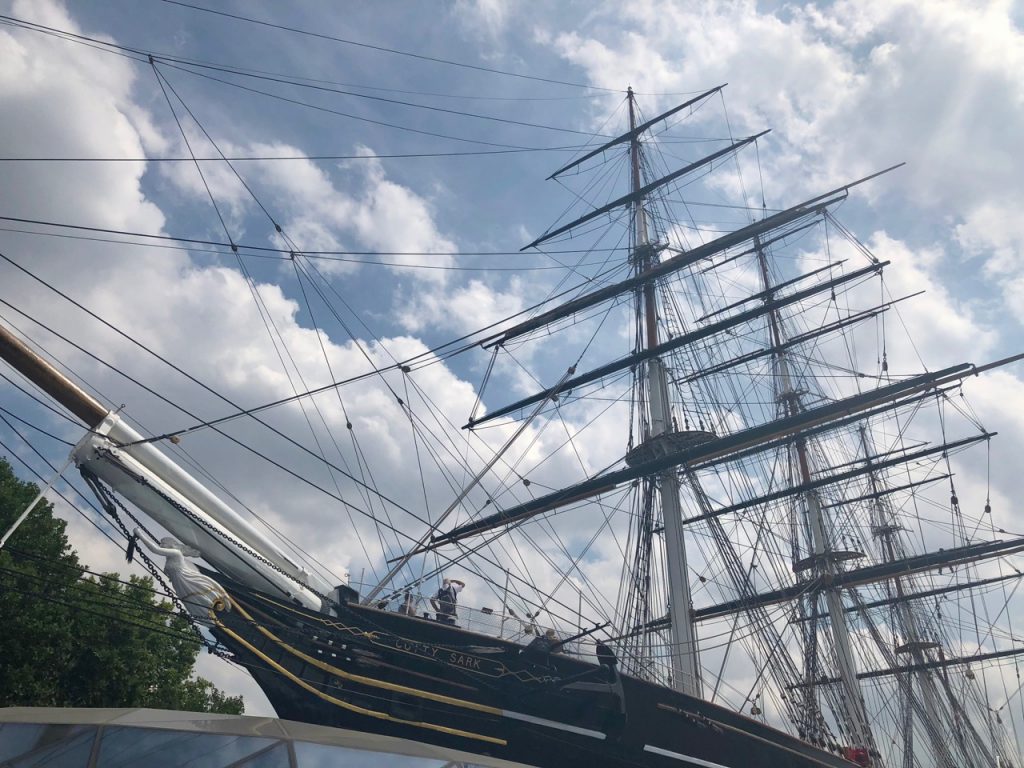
(213, 615, 506, 747)
(230, 598, 502, 716)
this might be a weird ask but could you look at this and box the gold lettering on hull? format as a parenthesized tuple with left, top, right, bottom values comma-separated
(449, 652, 482, 670)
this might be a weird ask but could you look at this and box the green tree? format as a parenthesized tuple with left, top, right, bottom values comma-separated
(0, 457, 243, 714)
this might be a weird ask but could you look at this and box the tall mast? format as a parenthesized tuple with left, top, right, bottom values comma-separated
(628, 88, 701, 697)
(860, 425, 983, 768)
(753, 241, 875, 752)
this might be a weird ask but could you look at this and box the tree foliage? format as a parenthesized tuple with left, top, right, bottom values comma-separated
(0, 458, 243, 714)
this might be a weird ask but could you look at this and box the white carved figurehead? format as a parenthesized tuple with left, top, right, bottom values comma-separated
(134, 528, 230, 622)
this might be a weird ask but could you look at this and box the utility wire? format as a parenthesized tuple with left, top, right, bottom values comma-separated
(0, 226, 615, 272)
(0, 148, 584, 161)
(0, 405, 74, 446)
(0, 286, 427, 544)
(0, 429, 121, 550)
(156, 56, 610, 138)
(158, 1, 713, 98)
(0, 14, 608, 150)
(153, 57, 547, 150)
(0, 13, 600, 104)
(159, 0, 620, 92)
(0, 214, 627, 258)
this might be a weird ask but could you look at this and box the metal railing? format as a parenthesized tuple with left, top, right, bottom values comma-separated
(362, 587, 592, 661)
(357, 586, 698, 686)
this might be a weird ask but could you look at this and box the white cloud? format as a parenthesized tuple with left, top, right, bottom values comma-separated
(0, 1, 164, 234)
(0, 0, 476, 709)
(156, 135, 458, 266)
(0, 10, 593, 692)
(396, 276, 525, 333)
(544, 0, 1024, 286)
(453, 0, 514, 44)
(841, 230, 998, 369)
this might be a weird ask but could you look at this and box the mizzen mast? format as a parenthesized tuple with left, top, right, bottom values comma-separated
(628, 87, 701, 697)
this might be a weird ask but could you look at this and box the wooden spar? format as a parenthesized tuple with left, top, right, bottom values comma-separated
(709, 535, 1024, 615)
(792, 570, 1022, 624)
(546, 84, 726, 180)
(818, 473, 949, 510)
(495, 164, 904, 348)
(633, 535, 1024, 631)
(691, 218, 823, 274)
(0, 319, 326, 607)
(438, 362, 975, 545)
(696, 260, 846, 321)
(492, 203, 834, 348)
(654, 473, 948, 535)
(800, 161, 905, 209)
(469, 260, 888, 428)
(677, 295, 919, 384)
(607, 573, 1023, 645)
(678, 432, 993, 526)
(522, 129, 771, 251)
(785, 644, 1024, 688)
(0, 321, 108, 426)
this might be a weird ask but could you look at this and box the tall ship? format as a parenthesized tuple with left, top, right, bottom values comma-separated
(2, 85, 1022, 768)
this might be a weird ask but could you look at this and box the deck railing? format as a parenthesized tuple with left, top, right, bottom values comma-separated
(359, 586, 591, 661)
(354, 585, 684, 683)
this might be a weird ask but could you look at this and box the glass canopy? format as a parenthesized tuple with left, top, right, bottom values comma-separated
(0, 708, 533, 768)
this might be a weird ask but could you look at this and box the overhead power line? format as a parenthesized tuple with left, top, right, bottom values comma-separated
(159, 0, 620, 92)
(155, 57, 610, 138)
(0, 15, 594, 104)
(0, 226, 617, 272)
(0, 14, 607, 148)
(0, 214, 627, 259)
(0, 147, 584, 162)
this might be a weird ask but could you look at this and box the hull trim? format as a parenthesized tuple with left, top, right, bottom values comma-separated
(502, 709, 607, 740)
(643, 744, 731, 768)
(657, 704, 844, 767)
(213, 586, 856, 768)
(232, 598, 502, 716)
(233, 598, 610, 743)
(214, 617, 507, 746)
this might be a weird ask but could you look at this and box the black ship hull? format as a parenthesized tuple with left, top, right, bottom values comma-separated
(210, 584, 855, 768)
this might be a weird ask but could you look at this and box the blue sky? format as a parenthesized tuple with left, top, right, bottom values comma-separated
(1, 0, 1023, 727)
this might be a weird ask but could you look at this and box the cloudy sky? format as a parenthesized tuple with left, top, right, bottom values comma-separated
(1, 0, 1023, 729)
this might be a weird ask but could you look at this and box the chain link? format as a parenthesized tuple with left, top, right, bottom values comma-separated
(93, 449, 330, 604)
(83, 467, 232, 658)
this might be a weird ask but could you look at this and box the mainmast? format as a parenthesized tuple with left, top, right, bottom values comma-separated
(753, 242, 875, 754)
(628, 87, 701, 697)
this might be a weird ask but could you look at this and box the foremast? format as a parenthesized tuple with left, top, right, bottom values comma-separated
(628, 87, 701, 697)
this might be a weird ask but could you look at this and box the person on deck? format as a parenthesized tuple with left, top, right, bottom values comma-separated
(523, 612, 540, 636)
(545, 628, 562, 654)
(430, 577, 464, 625)
(398, 590, 417, 616)
(527, 627, 560, 656)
